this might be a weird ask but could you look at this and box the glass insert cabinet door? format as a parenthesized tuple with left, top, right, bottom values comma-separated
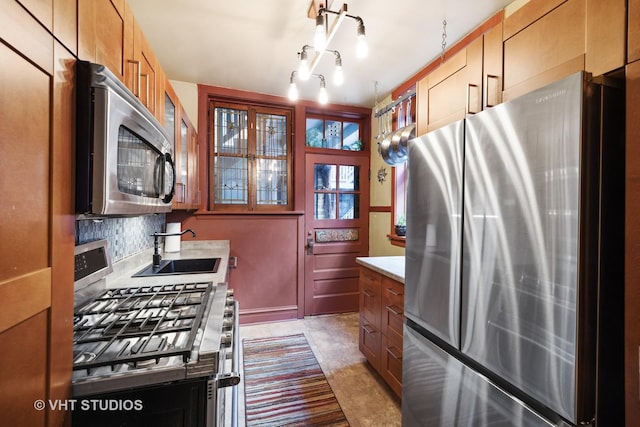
(313, 163, 360, 220)
(211, 103, 291, 210)
(213, 106, 249, 205)
(255, 112, 288, 205)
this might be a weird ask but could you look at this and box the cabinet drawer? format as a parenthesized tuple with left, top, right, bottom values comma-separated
(360, 266, 381, 287)
(381, 332, 403, 397)
(359, 267, 381, 328)
(359, 315, 381, 372)
(381, 277, 404, 340)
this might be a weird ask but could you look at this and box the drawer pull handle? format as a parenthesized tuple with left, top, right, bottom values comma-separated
(387, 346, 402, 360)
(362, 324, 376, 334)
(363, 290, 375, 298)
(385, 305, 403, 316)
(385, 287, 404, 296)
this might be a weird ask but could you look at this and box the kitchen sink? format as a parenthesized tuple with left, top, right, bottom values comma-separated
(132, 257, 221, 277)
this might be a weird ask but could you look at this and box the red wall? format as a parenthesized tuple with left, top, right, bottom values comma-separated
(168, 83, 370, 324)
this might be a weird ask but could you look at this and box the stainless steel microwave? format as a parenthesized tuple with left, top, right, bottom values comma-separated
(76, 61, 175, 217)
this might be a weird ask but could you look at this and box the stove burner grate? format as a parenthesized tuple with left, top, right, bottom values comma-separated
(72, 282, 212, 371)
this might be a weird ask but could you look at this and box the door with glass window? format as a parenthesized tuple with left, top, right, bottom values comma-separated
(304, 153, 369, 315)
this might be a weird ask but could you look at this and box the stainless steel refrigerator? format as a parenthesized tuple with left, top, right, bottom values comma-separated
(402, 71, 624, 426)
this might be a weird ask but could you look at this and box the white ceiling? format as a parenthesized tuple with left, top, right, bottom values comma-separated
(127, 0, 514, 108)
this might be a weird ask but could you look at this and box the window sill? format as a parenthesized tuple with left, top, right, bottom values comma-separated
(387, 234, 406, 248)
(192, 210, 305, 216)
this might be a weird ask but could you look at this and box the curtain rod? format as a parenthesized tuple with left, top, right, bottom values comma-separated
(374, 88, 416, 118)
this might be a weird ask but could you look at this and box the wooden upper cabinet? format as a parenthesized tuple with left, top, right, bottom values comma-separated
(630, 0, 640, 63)
(417, 36, 484, 133)
(173, 105, 199, 210)
(585, 0, 625, 76)
(503, 0, 566, 39)
(78, 0, 131, 83)
(424, 50, 468, 132)
(79, 1, 160, 119)
(504, 0, 585, 100)
(131, 16, 158, 116)
(504, 0, 626, 101)
(187, 119, 200, 208)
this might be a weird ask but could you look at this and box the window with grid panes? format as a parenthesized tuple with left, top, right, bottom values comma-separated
(305, 116, 363, 151)
(209, 101, 292, 211)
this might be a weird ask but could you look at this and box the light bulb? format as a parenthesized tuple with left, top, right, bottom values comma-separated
(334, 64, 344, 86)
(298, 59, 310, 80)
(314, 14, 326, 51)
(288, 82, 298, 101)
(356, 23, 368, 59)
(298, 49, 310, 80)
(318, 86, 328, 104)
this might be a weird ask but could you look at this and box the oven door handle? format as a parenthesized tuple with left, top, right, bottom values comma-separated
(214, 299, 240, 427)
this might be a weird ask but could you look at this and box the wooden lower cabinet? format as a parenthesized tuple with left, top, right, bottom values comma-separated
(358, 267, 404, 398)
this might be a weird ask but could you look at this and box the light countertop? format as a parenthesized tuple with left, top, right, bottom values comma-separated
(356, 256, 405, 284)
(106, 240, 231, 288)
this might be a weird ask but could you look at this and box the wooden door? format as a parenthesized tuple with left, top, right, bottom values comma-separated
(304, 153, 369, 315)
(1, 3, 75, 426)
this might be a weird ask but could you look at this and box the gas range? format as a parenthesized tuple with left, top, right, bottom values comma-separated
(72, 239, 239, 427)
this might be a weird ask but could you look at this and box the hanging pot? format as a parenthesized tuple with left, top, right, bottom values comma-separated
(378, 123, 415, 166)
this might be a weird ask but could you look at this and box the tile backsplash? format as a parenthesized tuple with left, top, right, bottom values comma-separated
(76, 214, 165, 262)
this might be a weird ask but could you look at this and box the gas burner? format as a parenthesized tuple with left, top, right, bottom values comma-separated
(75, 351, 97, 364)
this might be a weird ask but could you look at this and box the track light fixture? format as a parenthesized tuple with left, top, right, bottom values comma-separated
(287, 3, 367, 102)
(313, 4, 367, 57)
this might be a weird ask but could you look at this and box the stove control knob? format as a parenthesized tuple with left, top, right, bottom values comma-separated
(226, 289, 234, 297)
(226, 297, 235, 305)
(222, 318, 233, 330)
(224, 307, 234, 317)
(221, 332, 232, 347)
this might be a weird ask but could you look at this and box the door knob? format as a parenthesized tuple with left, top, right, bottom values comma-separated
(306, 237, 314, 255)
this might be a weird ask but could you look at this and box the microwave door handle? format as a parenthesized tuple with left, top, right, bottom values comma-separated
(162, 152, 176, 204)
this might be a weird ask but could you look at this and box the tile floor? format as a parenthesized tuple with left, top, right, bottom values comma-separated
(237, 312, 402, 427)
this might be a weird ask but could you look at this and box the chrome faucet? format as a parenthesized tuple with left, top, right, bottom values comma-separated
(151, 229, 196, 267)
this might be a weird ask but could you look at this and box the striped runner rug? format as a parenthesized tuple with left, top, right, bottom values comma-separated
(243, 333, 350, 426)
